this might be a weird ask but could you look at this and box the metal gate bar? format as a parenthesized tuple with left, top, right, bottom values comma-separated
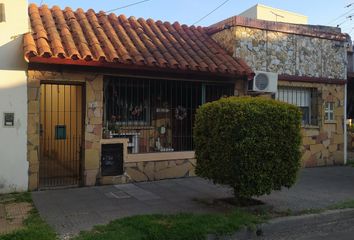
(104, 77, 234, 154)
(39, 83, 83, 188)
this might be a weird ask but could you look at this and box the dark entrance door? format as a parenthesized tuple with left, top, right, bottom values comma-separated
(39, 83, 83, 188)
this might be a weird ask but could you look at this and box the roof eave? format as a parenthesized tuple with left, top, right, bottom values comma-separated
(28, 56, 250, 81)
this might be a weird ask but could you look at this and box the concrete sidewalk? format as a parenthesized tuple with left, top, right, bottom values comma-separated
(257, 166, 354, 212)
(32, 166, 354, 237)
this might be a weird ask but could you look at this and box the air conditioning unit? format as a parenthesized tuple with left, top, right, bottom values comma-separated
(248, 71, 278, 93)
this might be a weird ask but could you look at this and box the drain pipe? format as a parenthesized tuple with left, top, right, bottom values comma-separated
(344, 81, 348, 165)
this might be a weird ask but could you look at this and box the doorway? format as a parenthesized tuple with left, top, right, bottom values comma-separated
(39, 83, 84, 188)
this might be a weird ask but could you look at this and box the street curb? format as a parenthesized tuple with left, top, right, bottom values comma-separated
(266, 208, 354, 225)
(207, 208, 354, 240)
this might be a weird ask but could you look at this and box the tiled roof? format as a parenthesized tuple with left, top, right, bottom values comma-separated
(24, 4, 252, 77)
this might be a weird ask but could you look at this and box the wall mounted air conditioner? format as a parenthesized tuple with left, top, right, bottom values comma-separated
(248, 71, 278, 93)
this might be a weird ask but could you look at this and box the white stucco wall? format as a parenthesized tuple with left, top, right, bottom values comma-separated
(239, 4, 308, 24)
(0, 0, 29, 193)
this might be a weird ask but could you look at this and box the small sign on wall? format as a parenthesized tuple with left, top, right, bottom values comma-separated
(3, 112, 15, 127)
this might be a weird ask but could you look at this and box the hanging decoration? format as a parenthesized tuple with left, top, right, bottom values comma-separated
(130, 106, 143, 117)
(175, 105, 187, 120)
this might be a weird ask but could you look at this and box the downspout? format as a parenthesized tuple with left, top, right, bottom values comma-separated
(344, 81, 348, 165)
(344, 40, 349, 165)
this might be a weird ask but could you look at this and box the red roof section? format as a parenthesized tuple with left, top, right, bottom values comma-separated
(24, 4, 252, 77)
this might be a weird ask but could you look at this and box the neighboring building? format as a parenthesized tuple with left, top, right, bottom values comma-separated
(346, 42, 354, 161)
(210, 16, 348, 167)
(24, 4, 252, 190)
(238, 4, 308, 25)
(0, 0, 29, 193)
(347, 43, 354, 120)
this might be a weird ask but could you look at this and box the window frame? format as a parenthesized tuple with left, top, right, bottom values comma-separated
(103, 76, 234, 154)
(276, 86, 319, 127)
(0, 4, 5, 23)
(324, 102, 335, 122)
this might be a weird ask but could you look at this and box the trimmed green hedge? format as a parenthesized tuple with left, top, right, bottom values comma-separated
(194, 97, 302, 198)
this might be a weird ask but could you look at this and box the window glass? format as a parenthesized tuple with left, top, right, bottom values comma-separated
(104, 77, 234, 153)
(277, 87, 318, 126)
(324, 102, 335, 121)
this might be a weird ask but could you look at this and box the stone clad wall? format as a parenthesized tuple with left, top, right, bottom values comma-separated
(27, 70, 200, 189)
(212, 26, 347, 79)
(84, 75, 103, 186)
(125, 159, 196, 182)
(286, 81, 345, 167)
(211, 26, 346, 167)
(27, 72, 41, 191)
(27, 70, 103, 190)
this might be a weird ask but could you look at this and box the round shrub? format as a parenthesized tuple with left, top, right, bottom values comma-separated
(194, 96, 302, 199)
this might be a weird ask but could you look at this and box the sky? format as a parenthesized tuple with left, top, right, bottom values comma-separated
(29, 0, 354, 36)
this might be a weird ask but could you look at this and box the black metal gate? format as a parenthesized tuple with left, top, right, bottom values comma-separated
(39, 83, 83, 188)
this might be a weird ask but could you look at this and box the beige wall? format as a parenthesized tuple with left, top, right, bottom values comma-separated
(239, 4, 308, 24)
(0, 0, 29, 193)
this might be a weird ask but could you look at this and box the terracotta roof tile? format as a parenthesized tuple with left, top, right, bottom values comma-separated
(64, 7, 92, 60)
(24, 4, 252, 77)
(51, 6, 80, 59)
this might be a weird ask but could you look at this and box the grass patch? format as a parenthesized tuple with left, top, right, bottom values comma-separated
(328, 200, 354, 210)
(74, 210, 263, 240)
(1, 192, 353, 240)
(347, 161, 354, 167)
(0, 192, 32, 204)
(0, 209, 58, 240)
(0, 192, 57, 240)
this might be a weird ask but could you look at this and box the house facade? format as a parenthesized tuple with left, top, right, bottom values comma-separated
(210, 16, 348, 167)
(347, 43, 354, 161)
(24, 4, 253, 190)
(0, 1, 349, 192)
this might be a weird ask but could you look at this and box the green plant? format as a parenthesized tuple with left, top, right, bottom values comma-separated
(0, 192, 57, 240)
(328, 200, 354, 210)
(74, 210, 262, 240)
(194, 96, 302, 199)
(0, 192, 32, 204)
(349, 124, 354, 132)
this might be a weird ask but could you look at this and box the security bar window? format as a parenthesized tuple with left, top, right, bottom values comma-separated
(0, 4, 5, 22)
(276, 87, 319, 126)
(104, 77, 234, 153)
(324, 102, 335, 121)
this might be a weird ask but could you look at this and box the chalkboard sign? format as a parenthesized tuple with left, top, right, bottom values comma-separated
(101, 143, 124, 176)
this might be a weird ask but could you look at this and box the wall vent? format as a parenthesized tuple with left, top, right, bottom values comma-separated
(0, 3, 5, 22)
